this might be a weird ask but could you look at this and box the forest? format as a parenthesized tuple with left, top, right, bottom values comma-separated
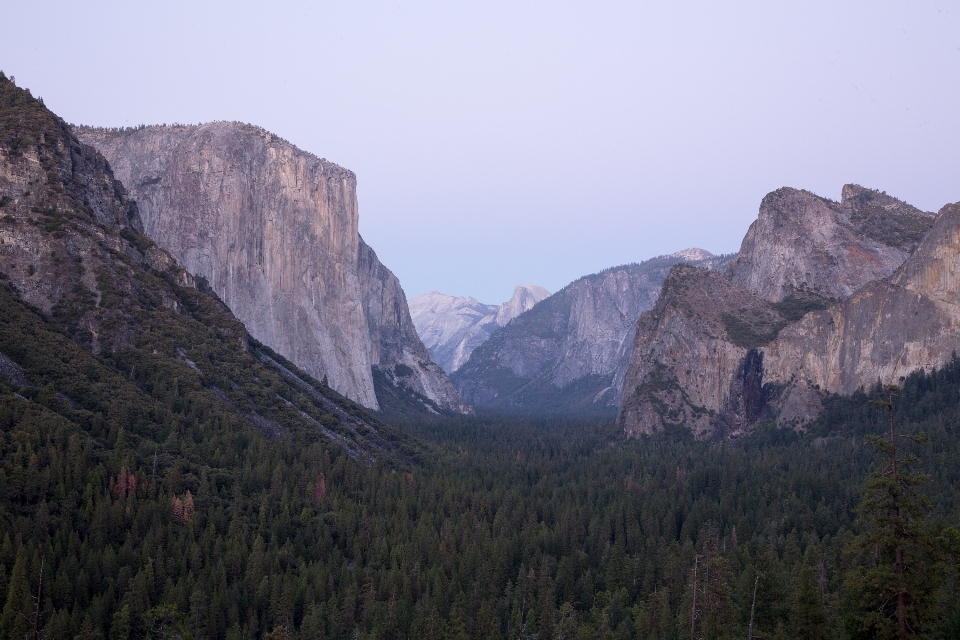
(2, 284, 960, 639)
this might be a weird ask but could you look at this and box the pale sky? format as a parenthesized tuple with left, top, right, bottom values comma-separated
(3, 1, 958, 303)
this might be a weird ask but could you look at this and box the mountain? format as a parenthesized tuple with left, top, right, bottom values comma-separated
(495, 284, 551, 326)
(409, 284, 550, 374)
(0, 72, 414, 465)
(451, 250, 732, 415)
(726, 185, 934, 303)
(74, 123, 470, 416)
(762, 200, 960, 425)
(618, 185, 940, 438)
(616, 265, 794, 438)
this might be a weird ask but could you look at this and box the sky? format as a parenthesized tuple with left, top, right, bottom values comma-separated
(3, 1, 958, 303)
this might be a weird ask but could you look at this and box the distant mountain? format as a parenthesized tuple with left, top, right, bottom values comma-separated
(75, 122, 470, 417)
(409, 285, 551, 374)
(496, 284, 551, 326)
(618, 185, 940, 438)
(451, 250, 732, 415)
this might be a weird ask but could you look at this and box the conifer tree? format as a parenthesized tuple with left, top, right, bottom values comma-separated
(845, 385, 935, 639)
(788, 564, 829, 640)
(0, 545, 31, 640)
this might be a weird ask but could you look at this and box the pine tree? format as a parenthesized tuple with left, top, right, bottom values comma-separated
(110, 604, 132, 640)
(845, 385, 935, 639)
(788, 564, 829, 640)
(0, 545, 31, 640)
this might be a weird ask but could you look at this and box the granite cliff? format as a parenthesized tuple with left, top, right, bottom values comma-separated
(762, 201, 960, 424)
(76, 123, 470, 415)
(617, 265, 787, 438)
(618, 185, 939, 438)
(726, 185, 934, 303)
(0, 73, 412, 462)
(452, 250, 731, 414)
(409, 284, 550, 374)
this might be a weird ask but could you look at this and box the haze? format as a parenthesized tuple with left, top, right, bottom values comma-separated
(3, 0, 957, 303)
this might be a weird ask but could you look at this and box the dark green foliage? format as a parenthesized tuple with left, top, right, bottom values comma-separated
(2, 355, 960, 637)
(842, 387, 940, 638)
(4, 343, 959, 637)
(789, 564, 830, 639)
(846, 201, 935, 251)
(770, 286, 836, 322)
(720, 311, 788, 349)
(478, 373, 617, 418)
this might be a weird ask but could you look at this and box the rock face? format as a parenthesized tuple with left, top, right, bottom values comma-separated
(618, 185, 941, 438)
(0, 82, 147, 353)
(409, 284, 550, 374)
(762, 201, 960, 423)
(726, 186, 934, 303)
(617, 266, 786, 438)
(75, 123, 470, 415)
(452, 250, 731, 414)
(496, 285, 551, 326)
(0, 74, 413, 464)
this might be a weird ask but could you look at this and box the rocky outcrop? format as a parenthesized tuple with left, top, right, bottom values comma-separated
(75, 122, 470, 415)
(726, 185, 934, 303)
(409, 284, 550, 374)
(409, 293, 499, 374)
(0, 78, 153, 354)
(618, 185, 943, 438)
(617, 266, 786, 438)
(762, 201, 960, 424)
(496, 285, 551, 326)
(452, 250, 731, 414)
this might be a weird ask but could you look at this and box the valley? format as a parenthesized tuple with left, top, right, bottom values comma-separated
(0, 70, 958, 638)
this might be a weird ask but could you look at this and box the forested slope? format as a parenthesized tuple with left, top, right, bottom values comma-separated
(3, 335, 960, 638)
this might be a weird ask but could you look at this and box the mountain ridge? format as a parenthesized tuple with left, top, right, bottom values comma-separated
(0, 72, 414, 464)
(452, 249, 733, 414)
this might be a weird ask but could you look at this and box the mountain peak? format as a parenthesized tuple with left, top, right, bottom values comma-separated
(496, 285, 551, 327)
(76, 119, 471, 416)
(726, 184, 935, 303)
(669, 247, 715, 262)
(410, 285, 550, 374)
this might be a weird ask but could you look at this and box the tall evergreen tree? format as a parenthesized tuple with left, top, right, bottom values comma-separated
(845, 385, 935, 639)
(0, 545, 31, 640)
(788, 564, 829, 640)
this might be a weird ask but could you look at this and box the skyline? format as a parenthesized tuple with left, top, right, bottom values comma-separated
(3, 0, 958, 303)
